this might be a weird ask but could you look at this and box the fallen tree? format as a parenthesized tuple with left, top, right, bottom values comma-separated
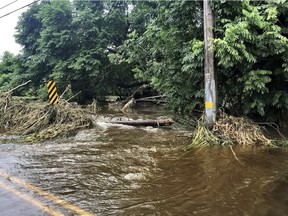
(108, 84, 166, 113)
(109, 119, 173, 127)
(135, 95, 167, 103)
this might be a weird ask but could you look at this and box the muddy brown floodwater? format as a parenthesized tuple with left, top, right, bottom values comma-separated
(0, 109, 288, 215)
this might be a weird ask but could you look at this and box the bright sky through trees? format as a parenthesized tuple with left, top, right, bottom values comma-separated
(0, 0, 34, 56)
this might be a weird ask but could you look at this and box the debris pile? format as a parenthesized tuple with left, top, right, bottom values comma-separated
(0, 92, 92, 142)
(185, 111, 275, 150)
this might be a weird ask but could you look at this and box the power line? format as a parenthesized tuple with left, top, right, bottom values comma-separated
(0, 0, 18, 10)
(0, 0, 41, 19)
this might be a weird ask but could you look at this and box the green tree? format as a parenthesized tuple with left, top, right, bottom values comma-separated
(0, 52, 28, 95)
(15, 1, 51, 98)
(117, 1, 204, 112)
(9, 0, 288, 124)
(14, 0, 135, 102)
(118, 0, 288, 123)
(0, 52, 17, 92)
(213, 0, 288, 123)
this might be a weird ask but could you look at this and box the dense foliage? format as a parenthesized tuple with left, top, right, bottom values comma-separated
(0, 0, 288, 123)
(13, 0, 135, 102)
(113, 1, 204, 113)
(213, 0, 288, 123)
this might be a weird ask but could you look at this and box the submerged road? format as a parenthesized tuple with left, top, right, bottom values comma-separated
(0, 170, 94, 215)
(0, 177, 56, 216)
(1, 110, 288, 215)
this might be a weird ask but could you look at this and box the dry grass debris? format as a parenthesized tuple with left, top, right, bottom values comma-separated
(185, 110, 277, 150)
(0, 93, 92, 142)
(213, 111, 271, 145)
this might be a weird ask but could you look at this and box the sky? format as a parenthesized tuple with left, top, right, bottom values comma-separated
(0, 0, 35, 56)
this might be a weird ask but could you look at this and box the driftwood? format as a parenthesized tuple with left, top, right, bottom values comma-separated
(135, 95, 167, 103)
(109, 119, 173, 127)
(121, 98, 136, 113)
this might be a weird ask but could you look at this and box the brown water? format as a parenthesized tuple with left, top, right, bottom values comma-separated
(0, 110, 288, 215)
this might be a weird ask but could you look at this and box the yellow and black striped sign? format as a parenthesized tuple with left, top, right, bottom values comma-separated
(47, 80, 59, 105)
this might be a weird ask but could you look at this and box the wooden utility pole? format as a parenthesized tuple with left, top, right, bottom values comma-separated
(203, 0, 216, 127)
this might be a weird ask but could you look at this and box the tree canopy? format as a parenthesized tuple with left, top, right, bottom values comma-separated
(0, 0, 287, 123)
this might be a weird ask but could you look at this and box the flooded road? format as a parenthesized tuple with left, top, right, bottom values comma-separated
(0, 110, 288, 215)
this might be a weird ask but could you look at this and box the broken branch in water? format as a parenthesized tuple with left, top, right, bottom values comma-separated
(121, 98, 136, 113)
(229, 145, 245, 166)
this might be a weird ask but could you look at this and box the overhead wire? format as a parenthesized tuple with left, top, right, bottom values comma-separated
(0, 0, 18, 10)
(0, 0, 41, 19)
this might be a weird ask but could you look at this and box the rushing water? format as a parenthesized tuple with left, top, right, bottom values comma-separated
(0, 109, 288, 215)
